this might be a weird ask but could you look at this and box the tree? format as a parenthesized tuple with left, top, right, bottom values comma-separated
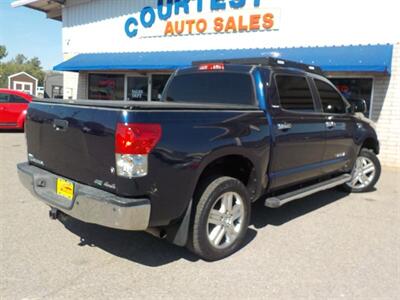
(0, 45, 7, 60)
(0, 50, 45, 88)
(13, 54, 27, 65)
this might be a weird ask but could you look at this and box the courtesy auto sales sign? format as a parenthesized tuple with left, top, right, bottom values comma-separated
(124, 0, 280, 38)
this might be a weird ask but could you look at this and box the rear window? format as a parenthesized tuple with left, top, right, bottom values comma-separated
(165, 73, 255, 105)
(10, 95, 29, 103)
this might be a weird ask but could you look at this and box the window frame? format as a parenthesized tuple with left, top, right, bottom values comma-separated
(88, 73, 125, 101)
(273, 73, 320, 115)
(312, 77, 351, 116)
(87, 71, 173, 101)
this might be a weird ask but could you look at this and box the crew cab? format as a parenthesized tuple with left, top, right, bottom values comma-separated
(17, 58, 381, 261)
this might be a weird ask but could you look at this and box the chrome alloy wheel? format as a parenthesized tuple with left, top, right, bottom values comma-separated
(206, 192, 245, 249)
(346, 156, 376, 189)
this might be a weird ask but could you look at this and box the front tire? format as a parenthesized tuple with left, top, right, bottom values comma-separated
(190, 176, 251, 261)
(343, 148, 381, 193)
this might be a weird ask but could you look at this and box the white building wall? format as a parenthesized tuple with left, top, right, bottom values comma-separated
(63, 71, 79, 99)
(373, 43, 400, 167)
(62, 0, 400, 55)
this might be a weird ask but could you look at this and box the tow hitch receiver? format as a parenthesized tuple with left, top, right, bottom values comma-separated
(49, 207, 59, 220)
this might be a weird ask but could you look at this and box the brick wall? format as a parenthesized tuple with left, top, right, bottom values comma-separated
(373, 43, 400, 167)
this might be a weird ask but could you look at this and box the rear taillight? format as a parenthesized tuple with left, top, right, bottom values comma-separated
(115, 123, 162, 178)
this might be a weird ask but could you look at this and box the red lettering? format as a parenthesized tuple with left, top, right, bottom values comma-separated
(164, 21, 174, 35)
(249, 14, 260, 30)
(225, 16, 237, 32)
(196, 18, 207, 33)
(175, 20, 185, 34)
(214, 17, 224, 32)
(262, 13, 274, 30)
(186, 19, 195, 34)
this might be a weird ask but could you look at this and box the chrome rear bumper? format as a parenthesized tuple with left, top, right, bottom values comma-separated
(17, 162, 150, 231)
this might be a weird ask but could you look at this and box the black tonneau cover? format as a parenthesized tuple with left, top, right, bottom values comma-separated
(32, 98, 260, 111)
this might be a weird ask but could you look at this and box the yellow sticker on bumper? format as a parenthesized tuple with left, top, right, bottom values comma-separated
(56, 178, 74, 200)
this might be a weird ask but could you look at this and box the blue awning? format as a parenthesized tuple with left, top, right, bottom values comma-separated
(54, 44, 393, 74)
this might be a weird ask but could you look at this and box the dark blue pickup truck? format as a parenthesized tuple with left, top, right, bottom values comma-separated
(17, 58, 381, 260)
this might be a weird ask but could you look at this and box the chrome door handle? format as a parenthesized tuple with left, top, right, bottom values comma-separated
(277, 122, 292, 131)
(325, 121, 336, 128)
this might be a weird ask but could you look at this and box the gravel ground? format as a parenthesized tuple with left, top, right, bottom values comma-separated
(1, 132, 399, 299)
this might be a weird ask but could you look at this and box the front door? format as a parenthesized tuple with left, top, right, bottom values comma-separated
(268, 74, 327, 190)
(313, 79, 357, 174)
(13, 81, 33, 95)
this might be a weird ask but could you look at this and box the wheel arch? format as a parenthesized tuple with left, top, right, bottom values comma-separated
(193, 154, 259, 202)
(361, 137, 379, 154)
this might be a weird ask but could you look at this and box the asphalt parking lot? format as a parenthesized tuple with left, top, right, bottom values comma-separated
(1, 132, 399, 299)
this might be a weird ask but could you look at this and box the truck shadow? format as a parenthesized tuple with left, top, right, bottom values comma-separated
(251, 189, 350, 229)
(59, 188, 349, 266)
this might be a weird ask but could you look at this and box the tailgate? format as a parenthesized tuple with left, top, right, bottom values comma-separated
(25, 102, 119, 192)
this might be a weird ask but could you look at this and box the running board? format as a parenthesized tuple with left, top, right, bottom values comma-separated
(265, 174, 351, 208)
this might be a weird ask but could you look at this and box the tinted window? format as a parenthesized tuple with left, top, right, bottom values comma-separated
(127, 77, 148, 101)
(165, 73, 254, 105)
(315, 79, 347, 114)
(151, 74, 170, 101)
(0, 93, 10, 103)
(88, 74, 124, 100)
(275, 75, 315, 112)
(330, 78, 371, 117)
(10, 95, 28, 103)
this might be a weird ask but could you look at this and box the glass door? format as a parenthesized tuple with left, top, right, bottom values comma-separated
(127, 76, 149, 101)
(151, 74, 171, 101)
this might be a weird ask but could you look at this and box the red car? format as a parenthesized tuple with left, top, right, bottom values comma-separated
(0, 89, 32, 130)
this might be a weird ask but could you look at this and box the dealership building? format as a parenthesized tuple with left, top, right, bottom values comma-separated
(12, 0, 400, 167)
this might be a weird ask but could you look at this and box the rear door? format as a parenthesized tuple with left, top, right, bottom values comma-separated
(268, 73, 327, 190)
(313, 78, 357, 174)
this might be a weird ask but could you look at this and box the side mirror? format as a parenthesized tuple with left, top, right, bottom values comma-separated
(349, 98, 367, 114)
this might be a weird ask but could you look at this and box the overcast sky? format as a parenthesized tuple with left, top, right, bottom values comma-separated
(0, 0, 62, 70)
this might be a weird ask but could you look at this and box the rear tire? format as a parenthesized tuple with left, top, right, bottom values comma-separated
(343, 148, 381, 193)
(189, 176, 251, 261)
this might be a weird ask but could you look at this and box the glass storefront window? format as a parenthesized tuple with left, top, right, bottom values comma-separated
(151, 74, 170, 101)
(330, 78, 373, 117)
(88, 73, 171, 101)
(88, 74, 124, 100)
(127, 77, 148, 101)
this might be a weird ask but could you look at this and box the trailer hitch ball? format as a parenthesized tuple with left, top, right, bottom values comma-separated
(49, 207, 59, 220)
